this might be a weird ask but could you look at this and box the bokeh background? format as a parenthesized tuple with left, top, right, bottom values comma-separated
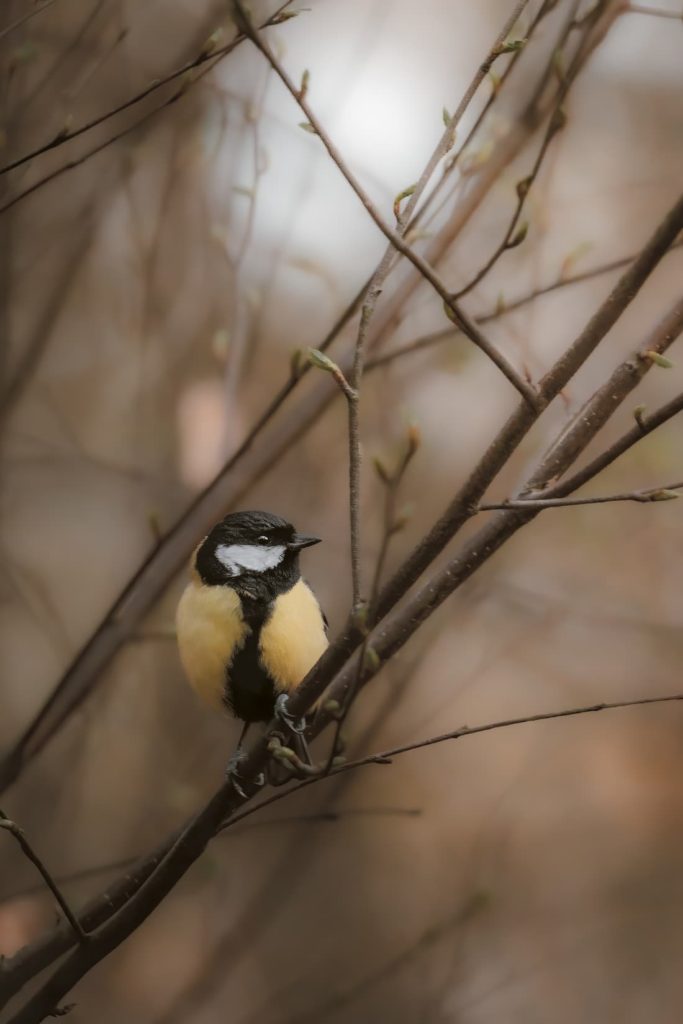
(1, 0, 683, 1021)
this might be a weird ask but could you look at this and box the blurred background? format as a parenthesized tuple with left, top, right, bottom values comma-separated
(1, 0, 683, 1020)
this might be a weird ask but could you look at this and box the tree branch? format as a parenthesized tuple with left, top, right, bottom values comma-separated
(0, 1, 296, 178)
(232, 0, 539, 408)
(0, 812, 87, 944)
(479, 481, 682, 510)
(365, 240, 683, 372)
(555, 390, 683, 495)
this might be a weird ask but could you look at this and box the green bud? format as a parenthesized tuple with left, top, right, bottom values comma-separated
(393, 184, 417, 221)
(497, 38, 526, 54)
(507, 222, 528, 248)
(643, 351, 674, 369)
(364, 646, 381, 672)
(633, 404, 647, 428)
(650, 489, 680, 501)
(373, 456, 390, 484)
(307, 347, 338, 373)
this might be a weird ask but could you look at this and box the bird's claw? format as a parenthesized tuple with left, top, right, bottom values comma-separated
(274, 693, 306, 734)
(224, 749, 264, 796)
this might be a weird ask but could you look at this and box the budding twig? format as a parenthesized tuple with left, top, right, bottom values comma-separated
(478, 482, 682, 511)
(231, 0, 539, 409)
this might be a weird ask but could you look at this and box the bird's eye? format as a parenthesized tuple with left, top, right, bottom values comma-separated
(257, 535, 269, 545)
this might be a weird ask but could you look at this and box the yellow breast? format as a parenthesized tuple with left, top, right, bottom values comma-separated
(259, 579, 328, 698)
(175, 580, 247, 712)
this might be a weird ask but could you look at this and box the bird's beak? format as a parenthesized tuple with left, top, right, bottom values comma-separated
(289, 533, 321, 551)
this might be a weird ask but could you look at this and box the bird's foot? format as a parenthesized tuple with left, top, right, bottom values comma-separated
(224, 748, 264, 797)
(274, 693, 306, 734)
(274, 692, 305, 733)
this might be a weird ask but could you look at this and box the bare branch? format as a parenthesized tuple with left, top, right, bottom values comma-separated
(452, 100, 566, 301)
(0, 812, 88, 944)
(219, 691, 683, 835)
(232, 0, 539, 408)
(0, 0, 58, 43)
(479, 481, 682, 510)
(556, 391, 683, 495)
(626, 3, 683, 18)
(0, 1, 296, 178)
(366, 241, 683, 372)
(307, 278, 683, 739)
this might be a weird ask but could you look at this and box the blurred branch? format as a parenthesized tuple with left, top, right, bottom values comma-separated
(0, 0, 58, 43)
(0, 806, 420, 907)
(626, 3, 683, 17)
(291, 892, 487, 1024)
(233, 0, 540, 408)
(0, 1, 296, 179)
(479, 481, 682, 509)
(0, 812, 87, 943)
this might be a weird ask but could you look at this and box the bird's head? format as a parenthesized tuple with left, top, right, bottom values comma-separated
(193, 510, 321, 595)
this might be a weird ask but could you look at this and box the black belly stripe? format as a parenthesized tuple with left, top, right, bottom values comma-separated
(223, 597, 278, 724)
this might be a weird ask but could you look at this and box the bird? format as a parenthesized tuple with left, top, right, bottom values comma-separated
(176, 510, 328, 782)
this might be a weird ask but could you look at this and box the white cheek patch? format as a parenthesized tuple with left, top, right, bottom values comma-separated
(215, 543, 286, 576)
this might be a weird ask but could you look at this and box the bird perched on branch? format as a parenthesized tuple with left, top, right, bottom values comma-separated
(176, 510, 328, 784)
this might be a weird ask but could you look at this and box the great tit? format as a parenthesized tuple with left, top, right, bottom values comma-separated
(176, 510, 328, 760)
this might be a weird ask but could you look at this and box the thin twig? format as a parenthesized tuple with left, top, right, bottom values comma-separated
(232, 0, 539, 409)
(0, 1, 296, 178)
(452, 102, 566, 300)
(325, 428, 420, 771)
(555, 391, 683, 495)
(0, 813, 88, 943)
(219, 691, 683, 829)
(366, 241, 683, 372)
(0, 806, 420, 907)
(479, 481, 683, 510)
(0, 0, 59, 42)
(306, 279, 683, 739)
(626, 3, 683, 17)
(333, 0, 533, 621)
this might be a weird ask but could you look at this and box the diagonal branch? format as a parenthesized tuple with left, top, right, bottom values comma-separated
(479, 481, 682, 509)
(554, 390, 683, 495)
(0, 812, 87, 944)
(232, 0, 539, 408)
(0, 1, 296, 178)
